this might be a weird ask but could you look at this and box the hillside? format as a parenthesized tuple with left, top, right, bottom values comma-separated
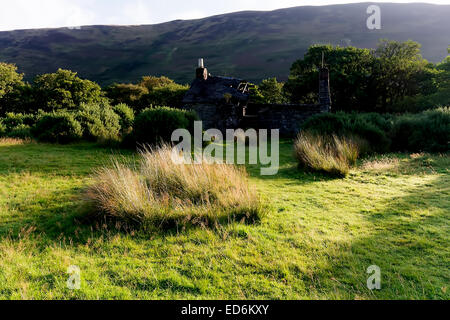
(0, 2, 449, 85)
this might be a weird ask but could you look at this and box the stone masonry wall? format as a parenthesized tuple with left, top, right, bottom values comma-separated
(185, 103, 241, 133)
(243, 103, 327, 136)
(185, 102, 327, 137)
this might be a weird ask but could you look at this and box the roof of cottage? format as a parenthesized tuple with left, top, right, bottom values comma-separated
(183, 75, 250, 105)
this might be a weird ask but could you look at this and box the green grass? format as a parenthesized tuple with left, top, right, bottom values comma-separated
(0, 139, 448, 299)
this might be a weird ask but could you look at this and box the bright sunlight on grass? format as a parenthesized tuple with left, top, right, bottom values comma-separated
(0, 139, 448, 299)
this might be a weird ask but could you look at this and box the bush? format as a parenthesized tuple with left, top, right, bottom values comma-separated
(142, 84, 189, 109)
(85, 145, 262, 229)
(32, 112, 83, 144)
(294, 132, 362, 177)
(391, 107, 450, 152)
(113, 103, 135, 135)
(302, 109, 449, 153)
(8, 124, 32, 139)
(0, 113, 36, 138)
(105, 83, 149, 108)
(1, 112, 37, 130)
(132, 107, 198, 146)
(76, 102, 121, 143)
(302, 112, 391, 154)
(0, 122, 6, 137)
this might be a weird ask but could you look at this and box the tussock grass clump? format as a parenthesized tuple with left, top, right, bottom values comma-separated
(86, 145, 262, 229)
(294, 132, 362, 177)
(0, 137, 32, 145)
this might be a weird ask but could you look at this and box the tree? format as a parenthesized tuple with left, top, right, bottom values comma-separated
(139, 76, 175, 91)
(142, 83, 189, 109)
(373, 40, 429, 111)
(0, 63, 26, 115)
(106, 76, 188, 110)
(285, 45, 375, 111)
(0, 63, 24, 99)
(256, 78, 287, 104)
(33, 69, 105, 111)
(286, 41, 439, 113)
(105, 83, 149, 107)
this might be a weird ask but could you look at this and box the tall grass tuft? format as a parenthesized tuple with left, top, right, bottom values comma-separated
(85, 145, 262, 229)
(294, 132, 362, 177)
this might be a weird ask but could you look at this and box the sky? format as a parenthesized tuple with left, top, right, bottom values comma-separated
(0, 0, 449, 31)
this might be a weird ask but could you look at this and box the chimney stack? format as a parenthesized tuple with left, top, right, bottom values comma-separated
(196, 58, 208, 80)
(319, 67, 331, 112)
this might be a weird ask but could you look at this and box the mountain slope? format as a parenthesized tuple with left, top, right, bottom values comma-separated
(0, 2, 449, 85)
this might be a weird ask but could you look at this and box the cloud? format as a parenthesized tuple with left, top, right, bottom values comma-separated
(0, 0, 95, 31)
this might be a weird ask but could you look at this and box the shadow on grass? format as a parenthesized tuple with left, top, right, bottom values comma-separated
(0, 180, 266, 246)
(0, 142, 134, 176)
(0, 140, 355, 245)
(303, 172, 449, 299)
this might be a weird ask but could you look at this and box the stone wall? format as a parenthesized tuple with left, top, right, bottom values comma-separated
(243, 103, 327, 136)
(185, 103, 241, 133)
(185, 102, 327, 137)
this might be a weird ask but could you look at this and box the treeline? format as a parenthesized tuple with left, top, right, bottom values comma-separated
(252, 40, 450, 113)
(0, 39, 449, 147)
(0, 67, 188, 115)
(0, 67, 196, 145)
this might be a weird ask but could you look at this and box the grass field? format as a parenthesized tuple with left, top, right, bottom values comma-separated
(0, 138, 448, 300)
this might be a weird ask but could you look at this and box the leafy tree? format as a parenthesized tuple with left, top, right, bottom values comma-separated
(139, 76, 175, 91)
(105, 76, 187, 110)
(285, 45, 375, 111)
(105, 83, 149, 107)
(0, 63, 26, 115)
(256, 78, 287, 104)
(248, 84, 265, 104)
(286, 40, 440, 112)
(373, 40, 430, 111)
(142, 83, 189, 109)
(33, 69, 105, 111)
(0, 63, 24, 99)
(112, 103, 135, 135)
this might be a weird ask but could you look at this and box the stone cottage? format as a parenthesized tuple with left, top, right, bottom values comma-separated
(183, 59, 331, 136)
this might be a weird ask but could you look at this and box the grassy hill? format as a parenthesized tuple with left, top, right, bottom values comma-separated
(0, 2, 449, 85)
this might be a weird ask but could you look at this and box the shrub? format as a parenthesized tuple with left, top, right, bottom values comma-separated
(0, 113, 36, 138)
(391, 107, 450, 152)
(85, 145, 262, 229)
(113, 103, 135, 135)
(302, 109, 450, 154)
(142, 84, 189, 108)
(32, 112, 83, 144)
(7, 124, 32, 139)
(294, 132, 362, 177)
(302, 112, 391, 154)
(1, 112, 37, 131)
(132, 107, 198, 146)
(0, 122, 6, 137)
(105, 83, 149, 108)
(76, 102, 121, 143)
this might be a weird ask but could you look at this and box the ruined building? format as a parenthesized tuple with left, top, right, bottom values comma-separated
(183, 59, 331, 136)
